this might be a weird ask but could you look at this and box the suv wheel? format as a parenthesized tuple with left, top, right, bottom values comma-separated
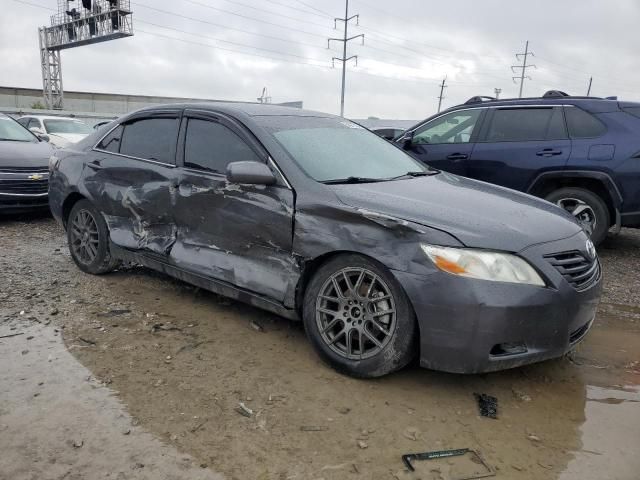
(545, 187, 610, 245)
(302, 254, 417, 378)
(67, 199, 120, 274)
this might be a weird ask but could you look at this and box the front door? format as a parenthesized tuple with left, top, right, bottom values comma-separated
(169, 110, 296, 303)
(468, 106, 571, 191)
(404, 108, 484, 175)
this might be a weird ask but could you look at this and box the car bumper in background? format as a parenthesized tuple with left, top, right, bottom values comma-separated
(394, 231, 602, 374)
(0, 168, 50, 214)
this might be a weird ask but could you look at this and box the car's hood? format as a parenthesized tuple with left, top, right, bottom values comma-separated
(0, 140, 54, 168)
(48, 133, 87, 146)
(330, 172, 582, 252)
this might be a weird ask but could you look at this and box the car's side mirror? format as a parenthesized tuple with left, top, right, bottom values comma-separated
(37, 133, 50, 142)
(399, 131, 414, 150)
(226, 161, 277, 186)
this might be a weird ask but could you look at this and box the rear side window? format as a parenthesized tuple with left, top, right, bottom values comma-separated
(485, 108, 566, 142)
(96, 125, 123, 153)
(119, 117, 179, 164)
(564, 107, 606, 138)
(184, 118, 261, 174)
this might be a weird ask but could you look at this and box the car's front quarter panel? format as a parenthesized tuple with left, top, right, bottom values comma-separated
(48, 148, 91, 225)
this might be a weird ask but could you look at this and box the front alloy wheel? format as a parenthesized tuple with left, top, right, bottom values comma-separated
(303, 254, 417, 378)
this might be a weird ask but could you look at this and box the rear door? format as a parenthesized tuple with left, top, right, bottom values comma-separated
(403, 108, 484, 175)
(468, 106, 571, 191)
(86, 110, 182, 256)
(169, 110, 296, 303)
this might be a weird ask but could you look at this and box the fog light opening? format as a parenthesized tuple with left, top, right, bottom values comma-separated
(490, 342, 528, 357)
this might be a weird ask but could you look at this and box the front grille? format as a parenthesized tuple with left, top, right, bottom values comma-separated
(544, 251, 600, 291)
(0, 167, 48, 174)
(0, 179, 49, 194)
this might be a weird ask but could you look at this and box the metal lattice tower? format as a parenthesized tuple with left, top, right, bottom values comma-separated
(39, 0, 134, 109)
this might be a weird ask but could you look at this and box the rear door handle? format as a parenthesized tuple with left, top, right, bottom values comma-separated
(86, 161, 103, 171)
(446, 153, 468, 161)
(536, 149, 563, 157)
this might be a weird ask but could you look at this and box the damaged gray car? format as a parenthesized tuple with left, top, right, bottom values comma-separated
(49, 104, 602, 377)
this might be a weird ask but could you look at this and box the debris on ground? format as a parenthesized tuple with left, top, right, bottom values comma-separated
(357, 440, 368, 449)
(250, 321, 264, 332)
(300, 425, 328, 432)
(236, 402, 253, 418)
(77, 336, 96, 346)
(150, 323, 182, 333)
(403, 427, 420, 441)
(98, 309, 132, 317)
(402, 448, 495, 478)
(0, 332, 24, 339)
(512, 388, 532, 402)
(474, 393, 498, 419)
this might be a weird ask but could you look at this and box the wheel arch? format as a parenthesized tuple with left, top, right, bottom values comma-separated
(61, 192, 88, 228)
(528, 170, 621, 227)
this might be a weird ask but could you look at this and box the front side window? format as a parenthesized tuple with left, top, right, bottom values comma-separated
(485, 108, 565, 142)
(259, 116, 428, 183)
(564, 106, 607, 138)
(119, 117, 179, 164)
(413, 110, 482, 145)
(43, 119, 92, 135)
(184, 119, 261, 174)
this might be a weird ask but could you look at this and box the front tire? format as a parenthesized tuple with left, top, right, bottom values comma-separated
(302, 254, 417, 378)
(67, 199, 120, 275)
(545, 187, 610, 246)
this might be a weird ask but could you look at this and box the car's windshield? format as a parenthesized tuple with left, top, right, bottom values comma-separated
(44, 119, 93, 135)
(0, 116, 38, 142)
(260, 116, 430, 182)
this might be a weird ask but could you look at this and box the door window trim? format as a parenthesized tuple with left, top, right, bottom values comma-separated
(92, 110, 182, 168)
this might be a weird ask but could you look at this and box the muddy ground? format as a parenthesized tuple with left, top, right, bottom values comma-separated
(1, 214, 639, 480)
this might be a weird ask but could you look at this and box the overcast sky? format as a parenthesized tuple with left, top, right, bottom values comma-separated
(1, 0, 639, 119)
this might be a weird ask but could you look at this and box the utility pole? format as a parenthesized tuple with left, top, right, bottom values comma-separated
(437, 77, 447, 112)
(257, 87, 271, 104)
(328, 0, 364, 117)
(494, 87, 502, 99)
(511, 40, 536, 98)
(587, 77, 593, 96)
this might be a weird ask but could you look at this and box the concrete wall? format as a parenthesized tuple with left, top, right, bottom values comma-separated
(0, 86, 303, 117)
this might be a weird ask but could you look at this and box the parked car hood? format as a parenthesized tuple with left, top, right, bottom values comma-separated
(0, 140, 53, 168)
(331, 172, 582, 252)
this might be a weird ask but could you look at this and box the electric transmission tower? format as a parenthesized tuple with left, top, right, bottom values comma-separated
(328, 0, 364, 117)
(494, 88, 502, 99)
(437, 77, 447, 112)
(511, 40, 536, 98)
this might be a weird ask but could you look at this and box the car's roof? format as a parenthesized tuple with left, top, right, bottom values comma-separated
(136, 102, 335, 118)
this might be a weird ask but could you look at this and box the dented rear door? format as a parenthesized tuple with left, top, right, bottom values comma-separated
(85, 110, 182, 255)
(169, 110, 296, 303)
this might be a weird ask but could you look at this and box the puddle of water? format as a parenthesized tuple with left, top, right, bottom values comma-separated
(559, 384, 640, 480)
(0, 320, 223, 480)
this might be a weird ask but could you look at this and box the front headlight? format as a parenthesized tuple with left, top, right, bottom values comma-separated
(421, 244, 545, 287)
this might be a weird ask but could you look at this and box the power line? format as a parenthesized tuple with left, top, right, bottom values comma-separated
(328, 0, 364, 117)
(264, 0, 332, 19)
(511, 40, 536, 98)
(294, 0, 335, 18)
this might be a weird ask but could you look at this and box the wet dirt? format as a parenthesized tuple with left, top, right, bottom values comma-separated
(1, 214, 639, 480)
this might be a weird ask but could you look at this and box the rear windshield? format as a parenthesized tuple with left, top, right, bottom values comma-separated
(257, 116, 427, 182)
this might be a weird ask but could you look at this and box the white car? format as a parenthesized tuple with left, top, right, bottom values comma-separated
(17, 115, 93, 148)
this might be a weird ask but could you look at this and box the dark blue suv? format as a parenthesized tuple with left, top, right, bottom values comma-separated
(396, 91, 640, 245)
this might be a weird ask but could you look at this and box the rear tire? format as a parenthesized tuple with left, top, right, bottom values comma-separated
(545, 187, 610, 246)
(67, 199, 120, 275)
(302, 254, 417, 378)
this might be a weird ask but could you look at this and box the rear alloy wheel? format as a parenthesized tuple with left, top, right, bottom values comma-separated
(545, 187, 610, 246)
(303, 254, 416, 378)
(67, 199, 120, 275)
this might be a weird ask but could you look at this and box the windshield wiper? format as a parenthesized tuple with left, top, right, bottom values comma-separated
(0, 138, 30, 142)
(389, 170, 439, 180)
(322, 176, 388, 185)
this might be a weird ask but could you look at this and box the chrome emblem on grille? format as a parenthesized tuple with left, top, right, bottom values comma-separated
(28, 174, 44, 181)
(585, 239, 597, 260)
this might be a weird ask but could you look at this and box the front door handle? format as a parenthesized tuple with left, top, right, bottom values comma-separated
(446, 153, 468, 161)
(536, 149, 563, 157)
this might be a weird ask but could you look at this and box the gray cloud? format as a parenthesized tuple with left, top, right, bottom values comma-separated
(1, 0, 638, 119)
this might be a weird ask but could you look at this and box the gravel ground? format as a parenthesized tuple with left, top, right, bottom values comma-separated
(1, 214, 639, 480)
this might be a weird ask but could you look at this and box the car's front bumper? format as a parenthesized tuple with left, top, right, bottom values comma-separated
(0, 169, 50, 213)
(393, 231, 602, 374)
